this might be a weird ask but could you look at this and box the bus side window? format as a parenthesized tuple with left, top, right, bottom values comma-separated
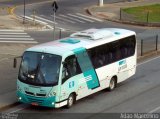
(127, 37, 136, 56)
(62, 55, 82, 84)
(62, 63, 70, 84)
(120, 35, 136, 59)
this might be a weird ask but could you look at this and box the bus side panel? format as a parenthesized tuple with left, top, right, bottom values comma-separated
(117, 35, 137, 83)
(95, 63, 118, 89)
(117, 55, 136, 83)
(60, 74, 84, 101)
(77, 63, 118, 100)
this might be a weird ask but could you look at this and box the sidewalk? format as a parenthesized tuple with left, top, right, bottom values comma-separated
(88, 0, 160, 26)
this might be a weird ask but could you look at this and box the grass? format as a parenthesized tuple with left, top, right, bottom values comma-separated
(122, 4, 160, 23)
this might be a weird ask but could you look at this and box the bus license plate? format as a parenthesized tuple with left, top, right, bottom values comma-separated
(31, 102, 39, 106)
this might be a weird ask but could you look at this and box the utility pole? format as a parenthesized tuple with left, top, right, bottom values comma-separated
(32, 9, 36, 26)
(53, 10, 56, 40)
(52, 1, 58, 40)
(23, 0, 26, 24)
(99, 0, 103, 7)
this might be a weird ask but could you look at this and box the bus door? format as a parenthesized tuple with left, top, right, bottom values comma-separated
(60, 55, 84, 100)
(73, 47, 100, 90)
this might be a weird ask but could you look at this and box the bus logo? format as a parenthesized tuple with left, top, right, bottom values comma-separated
(69, 81, 75, 88)
(119, 59, 126, 66)
(118, 59, 127, 71)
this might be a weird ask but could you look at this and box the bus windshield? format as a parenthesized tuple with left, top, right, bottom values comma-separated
(18, 52, 62, 86)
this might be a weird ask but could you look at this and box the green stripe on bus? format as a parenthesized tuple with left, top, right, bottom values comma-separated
(73, 47, 100, 89)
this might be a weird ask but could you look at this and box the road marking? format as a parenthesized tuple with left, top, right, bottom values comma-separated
(51, 15, 76, 23)
(0, 41, 38, 43)
(0, 32, 27, 35)
(76, 13, 103, 22)
(68, 14, 94, 22)
(6, 105, 29, 114)
(59, 14, 85, 23)
(0, 29, 38, 43)
(137, 55, 160, 66)
(32, 15, 57, 24)
(0, 58, 9, 62)
(149, 106, 160, 113)
(46, 25, 54, 29)
(9, 108, 25, 114)
(0, 35, 31, 38)
(18, 15, 53, 30)
(0, 38, 34, 40)
(0, 29, 24, 32)
(20, 16, 48, 25)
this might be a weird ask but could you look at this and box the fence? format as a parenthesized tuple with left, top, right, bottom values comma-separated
(137, 35, 159, 56)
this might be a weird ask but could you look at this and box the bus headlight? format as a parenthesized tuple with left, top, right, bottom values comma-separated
(53, 92, 56, 96)
(18, 97, 22, 100)
(48, 92, 56, 97)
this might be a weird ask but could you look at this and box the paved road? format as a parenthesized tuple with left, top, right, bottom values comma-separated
(1, 0, 151, 43)
(0, 1, 160, 118)
(0, 0, 125, 7)
(0, 0, 52, 6)
(12, 0, 146, 32)
(2, 55, 160, 118)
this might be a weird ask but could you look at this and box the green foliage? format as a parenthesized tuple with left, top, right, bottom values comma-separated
(122, 4, 160, 22)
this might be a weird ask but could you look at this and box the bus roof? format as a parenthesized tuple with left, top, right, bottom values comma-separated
(26, 28, 136, 56)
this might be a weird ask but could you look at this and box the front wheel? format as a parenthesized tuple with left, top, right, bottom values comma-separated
(108, 77, 116, 91)
(66, 94, 75, 108)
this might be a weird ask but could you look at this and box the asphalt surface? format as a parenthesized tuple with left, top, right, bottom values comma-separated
(0, 44, 32, 95)
(0, 44, 34, 109)
(0, 0, 125, 7)
(0, 1, 160, 118)
(13, 0, 147, 32)
(2, 55, 160, 118)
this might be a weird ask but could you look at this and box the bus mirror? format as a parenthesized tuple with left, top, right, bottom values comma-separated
(13, 56, 22, 68)
(13, 58, 17, 68)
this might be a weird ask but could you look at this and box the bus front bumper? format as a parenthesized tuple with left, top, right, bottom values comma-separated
(17, 91, 67, 108)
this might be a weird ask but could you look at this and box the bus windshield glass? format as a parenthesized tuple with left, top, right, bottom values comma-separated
(18, 52, 62, 86)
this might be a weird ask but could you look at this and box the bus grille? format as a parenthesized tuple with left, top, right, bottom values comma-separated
(36, 93, 46, 97)
(25, 91, 46, 97)
(27, 97, 44, 104)
(25, 91, 34, 96)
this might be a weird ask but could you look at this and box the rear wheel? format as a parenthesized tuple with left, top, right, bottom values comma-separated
(66, 94, 75, 108)
(108, 77, 116, 91)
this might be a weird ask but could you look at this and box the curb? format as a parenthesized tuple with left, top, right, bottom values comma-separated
(137, 50, 160, 63)
(8, 5, 52, 31)
(14, 16, 52, 31)
(0, 41, 38, 44)
(87, 7, 160, 27)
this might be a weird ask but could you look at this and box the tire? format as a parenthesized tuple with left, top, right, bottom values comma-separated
(108, 77, 116, 91)
(66, 94, 75, 108)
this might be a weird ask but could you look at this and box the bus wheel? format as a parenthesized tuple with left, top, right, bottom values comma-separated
(66, 94, 75, 108)
(108, 77, 116, 91)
